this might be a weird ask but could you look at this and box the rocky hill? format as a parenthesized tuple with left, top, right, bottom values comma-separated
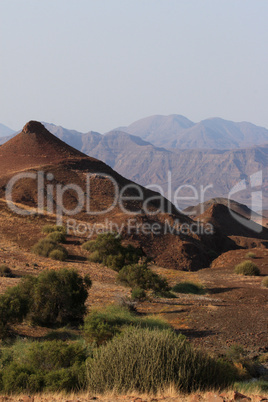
(0, 120, 222, 271)
(1, 119, 267, 211)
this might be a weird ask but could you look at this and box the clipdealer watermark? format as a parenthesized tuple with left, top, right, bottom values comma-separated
(4, 169, 265, 236)
(66, 218, 214, 238)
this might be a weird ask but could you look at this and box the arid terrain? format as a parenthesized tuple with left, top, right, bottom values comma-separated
(0, 122, 267, 401)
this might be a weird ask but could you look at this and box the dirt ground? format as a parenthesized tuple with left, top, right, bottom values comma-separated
(0, 203, 268, 400)
(0, 201, 267, 357)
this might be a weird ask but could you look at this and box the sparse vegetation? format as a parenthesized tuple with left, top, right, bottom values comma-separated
(0, 269, 92, 336)
(0, 264, 13, 277)
(42, 225, 66, 234)
(32, 238, 68, 260)
(82, 232, 144, 271)
(46, 231, 66, 243)
(83, 305, 170, 345)
(233, 380, 268, 394)
(0, 339, 90, 393)
(117, 263, 169, 294)
(87, 326, 236, 393)
(172, 281, 205, 294)
(49, 249, 67, 261)
(234, 260, 260, 276)
(245, 252, 256, 259)
(262, 276, 268, 288)
(131, 287, 146, 301)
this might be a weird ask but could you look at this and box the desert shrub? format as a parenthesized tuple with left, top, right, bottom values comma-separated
(117, 263, 169, 293)
(0, 284, 30, 338)
(225, 344, 261, 379)
(0, 265, 13, 278)
(25, 269, 92, 326)
(0, 362, 41, 393)
(46, 231, 66, 243)
(44, 364, 86, 392)
(234, 260, 260, 276)
(83, 232, 121, 257)
(105, 253, 125, 271)
(226, 344, 246, 363)
(49, 249, 67, 261)
(172, 281, 205, 294)
(0, 269, 91, 335)
(131, 287, 146, 301)
(262, 276, 268, 288)
(32, 239, 68, 260)
(245, 252, 256, 259)
(0, 339, 89, 393)
(83, 305, 170, 345)
(32, 239, 56, 257)
(233, 379, 268, 394)
(123, 244, 144, 265)
(87, 326, 235, 393)
(82, 233, 145, 271)
(42, 225, 66, 234)
(87, 250, 102, 263)
(81, 240, 96, 252)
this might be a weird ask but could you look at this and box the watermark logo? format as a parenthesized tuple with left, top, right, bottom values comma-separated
(5, 168, 265, 236)
(4, 170, 213, 222)
(228, 170, 263, 233)
(66, 218, 214, 238)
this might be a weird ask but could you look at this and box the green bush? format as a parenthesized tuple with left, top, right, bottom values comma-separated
(233, 379, 268, 394)
(46, 231, 66, 243)
(0, 339, 89, 393)
(172, 281, 205, 294)
(42, 225, 66, 234)
(32, 239, 68, 260)
(26, 269, 92, 326)
(245, 252, 256, 259)
(49, 249, 67, 261)
(105, 253, 125, 272)
(87, 327, 236, 393)
(81, 240, 97, 252)
(262, 276, 268, 288)
(117, 264, 169, 293)
(131, 287, 146, 301)
(0, 269, 92, 335)
(0, 284, 30, 338)
(0, 265, 13, 278)
(83, 305, 170, 345)
(234, 260, 260, 276)
(82, 233, 145, 271)
(226, 344, 246, 363)
(87, 250, 102, 263)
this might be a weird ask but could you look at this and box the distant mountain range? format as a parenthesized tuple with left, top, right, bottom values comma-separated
(115, 115, 268, 149)
(0, 123, 15, 138)
(1, 115, 267, 210)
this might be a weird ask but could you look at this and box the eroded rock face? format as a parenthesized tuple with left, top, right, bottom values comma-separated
(22, 120, 46, 134)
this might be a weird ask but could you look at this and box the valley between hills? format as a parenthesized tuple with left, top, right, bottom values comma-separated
(0, 120, 267, 401)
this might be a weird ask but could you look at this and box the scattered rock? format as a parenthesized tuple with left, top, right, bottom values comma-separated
(233, 391, 251, 401)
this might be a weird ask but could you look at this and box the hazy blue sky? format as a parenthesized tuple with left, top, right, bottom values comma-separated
(1, 0, 268, 133)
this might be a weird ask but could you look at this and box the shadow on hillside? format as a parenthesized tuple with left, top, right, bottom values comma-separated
(65, 239, 82, 246)
(208, 287, 238, 294)
(67, 254, 87, 262)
